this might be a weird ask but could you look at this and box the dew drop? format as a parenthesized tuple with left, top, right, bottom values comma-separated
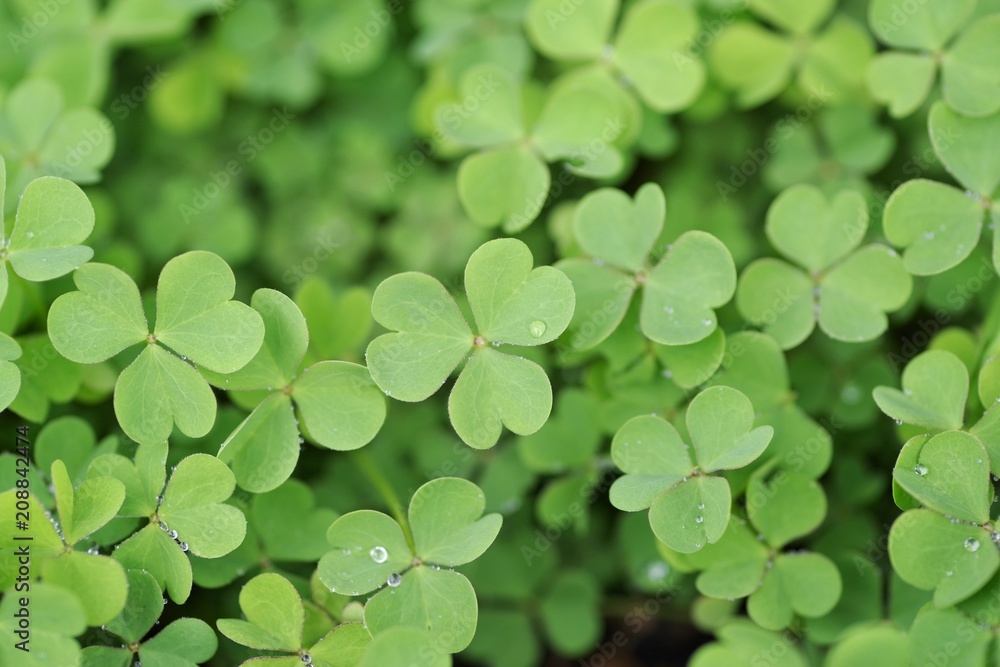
(646, 562, 668, 581)
(387, 573, 402, 587)
(914, 464, 928, 476)
(179, 542, 189, 552)
(965, 538, 980, 553)
(168, 529, 178, 540)
(370, 546, 388, 563)
(87, 546, 99, 555)
(529, 320, 547, 338)
(300, 654, 312, 664)
(895, 419, 903, 425)
(695, 516, 704, 524)
(697, 503, 705, 510)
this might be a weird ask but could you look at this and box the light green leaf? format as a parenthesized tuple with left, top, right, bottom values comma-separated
(750, 0, 833, 34)
(942, 16, 1000, 118)
(42, 552, 128, 626)
(435, 65, 523, 148)
(159, 454, 245, 558)
(366, 272, 472, 402)
(113, 523, 193, 603)
(154, 251, 265, 373)
(141, 617, 218, 665)
(539, 570, 602, 655)
(710, 24, 795, 107)
(868, 0, 975, 50)
(106, 569, 161, 643)
(252, 479, 339, 562)
(52, 459, 125, 545)
(909, 609, 992, 667)
(364, 567, 478, 653)
(866, 52, 937, 118)
(7, 177, 94, 281)
(464, 238, 575, 346)
(609, 414, 696, 511)
(747, 552, 841, 630)
(448, 348, 552, 449)
(319, 510, 412, 596)
(219, 393, 299, 493)
(409, 477, 502, 566)
(649, 476, 731, 553)
(457, 146, 550, 232)
(114, 345, 217, 445)
(929, 101, 1000, 197)
(641, 231, 736, 345)
(525, 0, 617, 60)
(47, 263, 148, 363)
(872, 349, 968, 430)
(765, 185, 867, 272)
(687, 386, 774, 473)
(826, 626, 908, 667)
(747, 468, 826, 549)
(574, 184, 664, 273)
(883, 179, 984, 275)
(735, 259, 814, 350)
(655, 328, 727, 389)
(891, 430, 991, 523)
(220, 573, 303, 651)
(294, 361, 386, 450)
(554, 259, 634, 351)
(818, 245, 912, 342)
(360, 626, 450, 667)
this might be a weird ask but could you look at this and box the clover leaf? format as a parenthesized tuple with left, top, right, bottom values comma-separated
(0, 583, 86, 667)
(737, 185, 911, 347)
(47, 251, 265, 445)
(81, 569, 218, 667)
(366, 238, 574, 449)
(867, 0, 1000, 117)
(872, 349, 968, 431)
(91, 444, 246, 603)
(218, 572, 371, 666)
(558, 183, 737, 349)
(0, 463, 127, 626)
(318, 478, 502, 652)
(609, 386, 773, 553)
(0, 155, 96, 310)
(526, 0, 704, 112)
(204, 288, 386, 492)
(690, 620, 809, 667)
(436, 64, 630, 231)
(0, 332, 20, 413)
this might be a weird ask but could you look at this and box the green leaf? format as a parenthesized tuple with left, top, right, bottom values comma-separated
(825, 626, 908, 667)
(435, 65, 523, 148)
(710, 24, 795, 107)
(554, 259, 634, 351)
(690, 620, 809, 667)
(113, 524, 193, 603)
(889, 509, 999, 606)
(891, 430, 991, 523)
(465, 238, 575, 346)
(457, 146, 550, 232)
(574, 184, 664, 273)
(747, 552, 842, 630)
(746, 469, 826, 549)
(7, 177, 94, 281)
(42, 552, 128, 626)
(360, 626, 450, 667)
(641, 231, 736, 345)
(141, 617, 218, 666)
(0, 333, 18, 413)
(219, 393, 299, 493)
(873, 349, 968, 430)
(687, 386, 774, 473)
(154, 251, 265, 373)
(538, 571, 602, 655)
(309, 623, 372, 667)
(294, 361, 386, 450)
(750, 0, 833, 34)
(319, 510, 412, 596)
(47, 263, 148, 363)
(866, 53, 937, 118)
(655, 328, 727, 389)
(366, 272, 471, 402)
(448, 348, 552, 449)
(612, 1, 704, 111)
(736, 259, 814, 349)
(52, 459, 125, 545)
(219, 573, 303, 651)
(364, 567, 478, 653)
(818, 245, 912, 342)
(252, 479, 339, 562)
(883, 179, 984, 275)
(408, 477, 502, 566)
(766, 185, 867, 272)
(649, 476, 731, 553)
(869, 0, 975, 50)
(114, 344, 217, 445)
(159, 453, 246, 558)
(610, 414, 696, 511)
(525, 0, 616, 60)
(106, 569, 162, 643)
(942, 16, 1000, 117)
(929, 101, 1000, 197)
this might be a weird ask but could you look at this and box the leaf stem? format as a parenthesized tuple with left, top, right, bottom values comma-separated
(349, 449, 416, 553)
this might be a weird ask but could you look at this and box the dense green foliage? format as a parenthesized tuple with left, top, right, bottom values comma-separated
(2, 0, 1000, 665)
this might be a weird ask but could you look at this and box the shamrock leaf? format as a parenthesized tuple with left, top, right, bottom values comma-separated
(81, 569, 218, 667)
(361, 627, 449, 667)
(737, 185, 911, 347)
(690, 620, 809, 666)
(559, 183, 736, 349)
(889, 509, 999, 606)
(0, 155, 95, 310)
(872, 349, 968, 431)
(746, 552, 842, 630)
(526, 0, 704, 112)
(0, 333, 21, 413)
(318, 478, 502, 652)
(610, 386, 773, 552)
(250, 479, 339, 562)
(367, 238, 574, 449)
(0, 583, 86, 667)
(47, 251, 265, 444)
(218, 572, 371, 666)
(205, 289, 386, 492)
(437, 64, 630, 231)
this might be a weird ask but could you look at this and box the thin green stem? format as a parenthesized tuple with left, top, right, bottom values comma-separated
(349, 450, 416, 552)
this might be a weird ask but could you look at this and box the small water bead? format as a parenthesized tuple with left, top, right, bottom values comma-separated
(87, 546, 99, 555)
(168, 529, 178, 540)
(895, 420, 903, 425)
(529, 321, 547, 338)
(301, 654, 312, 664)
(695, 516, 704, 524)
(914, 464, 928, 476)
(387, 573, 402, 587)
(370, 546, 388, 563)
(697, 503, 705, 510)
(179, 542, 189, 552)
(965, 538, 981, 553)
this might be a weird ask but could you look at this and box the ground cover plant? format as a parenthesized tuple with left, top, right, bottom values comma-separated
(2, 0, 1000, 665)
